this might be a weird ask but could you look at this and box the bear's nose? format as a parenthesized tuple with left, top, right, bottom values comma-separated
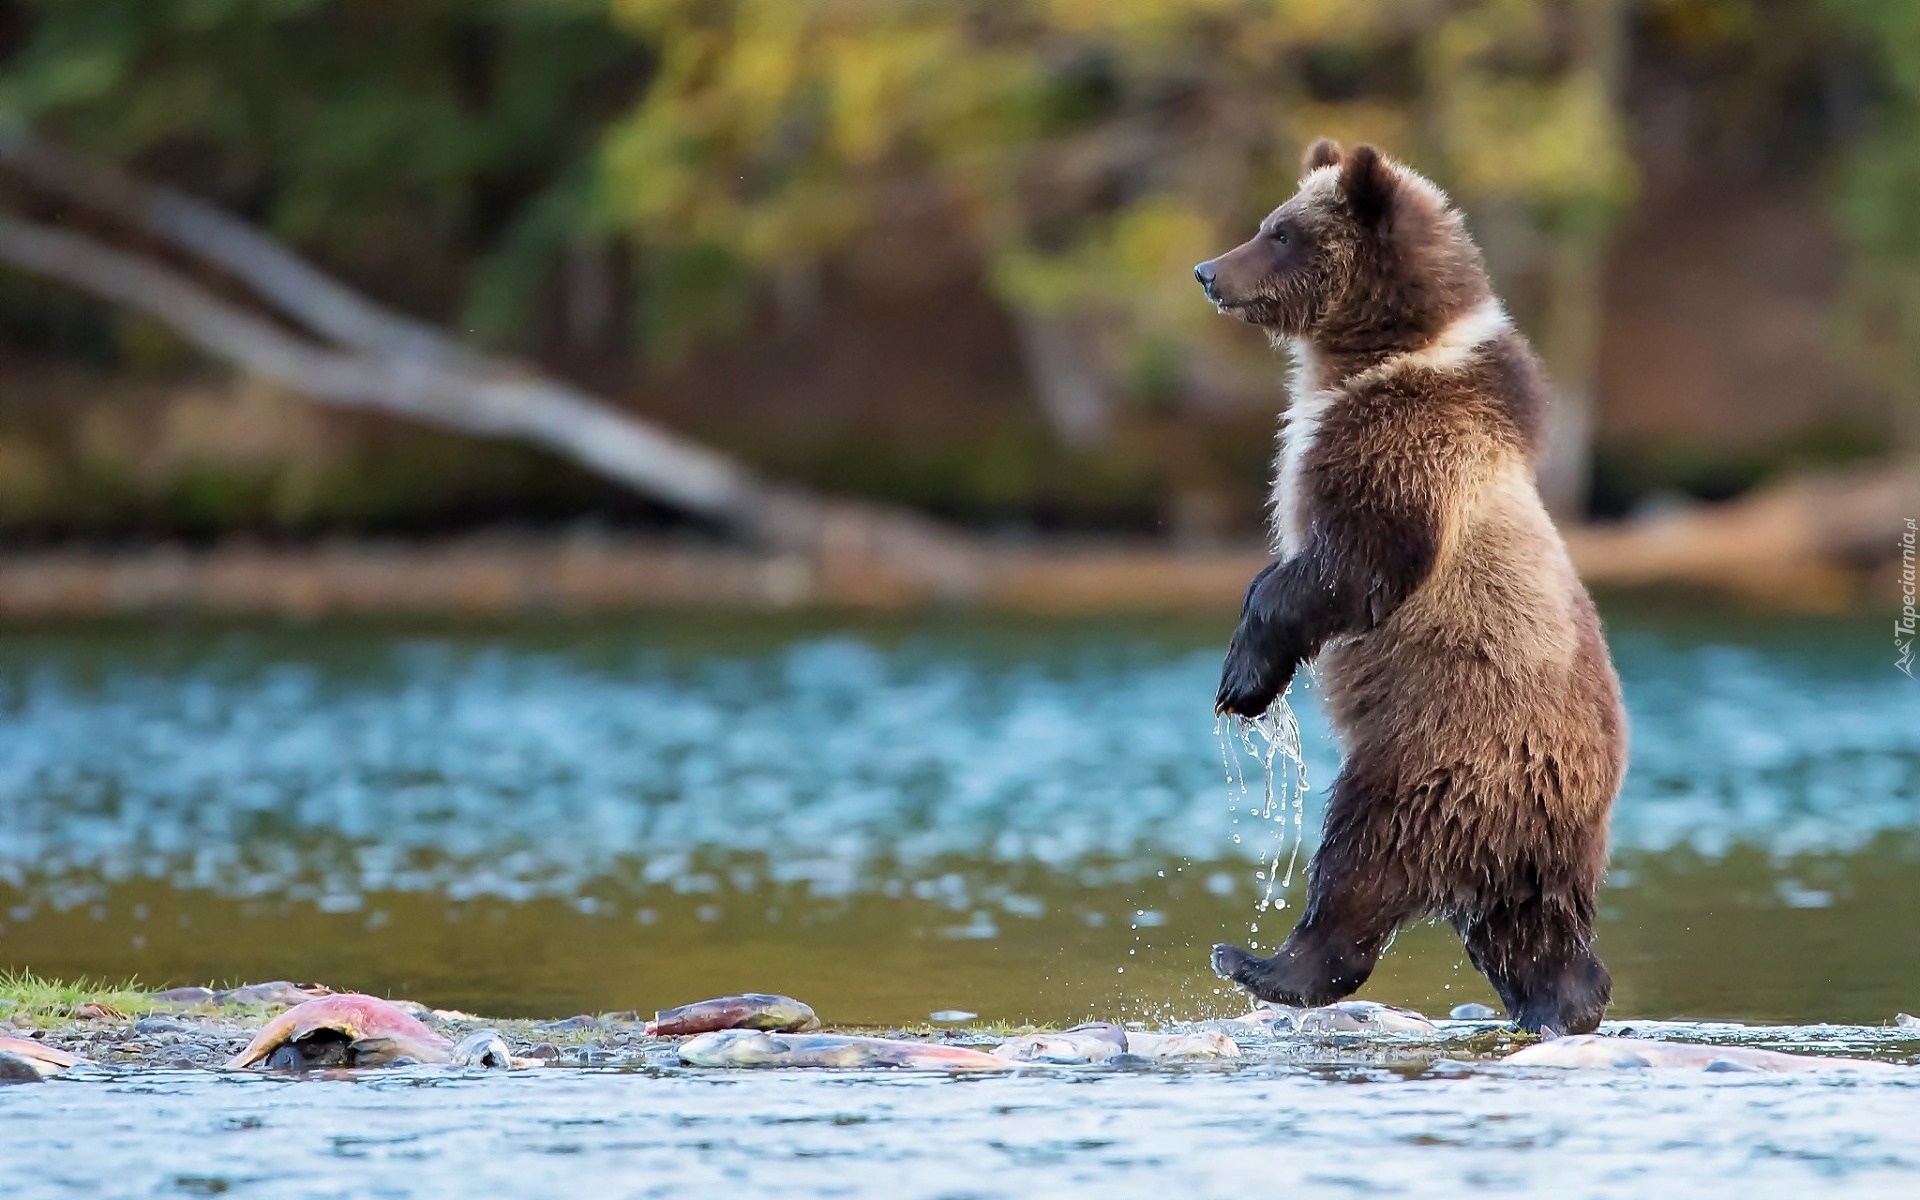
(1193, 261, 1218, 300)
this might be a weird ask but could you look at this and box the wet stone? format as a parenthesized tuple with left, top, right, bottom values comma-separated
(262, 1037, 353, 1071)
(1449, 1003, 1501, 1020)
(134, 1017, 193, 1035)
(1895, 1013, 1919, 1029)
(527, 1042, 563, 1061)
(538, 1015, 605, 1032)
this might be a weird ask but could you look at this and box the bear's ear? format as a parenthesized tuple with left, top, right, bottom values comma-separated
(1339, 144, 1396, 226)
(1302, 138, 1343, 173)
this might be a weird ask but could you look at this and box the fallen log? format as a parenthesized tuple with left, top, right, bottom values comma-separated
(0, 133, 978, 591)
(1565, 460, 1918, 609)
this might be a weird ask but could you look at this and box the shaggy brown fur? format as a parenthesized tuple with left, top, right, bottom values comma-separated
(1193, 140, 1627, 1034)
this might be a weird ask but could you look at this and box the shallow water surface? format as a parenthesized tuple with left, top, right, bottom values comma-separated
(2, 608, 1914, 1023)
(8, 1051, 1920, 1199)
(1, 607, 1917, 1197)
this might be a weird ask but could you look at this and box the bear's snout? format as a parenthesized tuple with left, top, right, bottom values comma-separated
(1193, 260, 1219, 301)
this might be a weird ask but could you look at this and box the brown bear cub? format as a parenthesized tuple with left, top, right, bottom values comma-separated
(1195, 140, 1627, 1034)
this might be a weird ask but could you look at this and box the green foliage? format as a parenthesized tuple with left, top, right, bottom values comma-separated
(633, 239, 756, 361)
(0, 0, 1641, 362)
(2, 0, 1911, 521)
(0, 0, 648, 348)
(601, 0, 1637, 354)
(1827, 0, 1920, 443)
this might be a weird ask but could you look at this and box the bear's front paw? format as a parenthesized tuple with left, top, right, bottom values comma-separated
(1214, 634, 1293, 718)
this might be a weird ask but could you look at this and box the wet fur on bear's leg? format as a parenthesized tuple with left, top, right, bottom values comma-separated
(1457, 902, 1611, 1035)
(1212, 764, 1422, 1005)
(1211, 906, 1402, 1008)
(1211, 933, 1379, 1007)
(1214, 720, 1616, 1033)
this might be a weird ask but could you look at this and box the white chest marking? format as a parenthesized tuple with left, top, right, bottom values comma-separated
(1270, 344, 1329, 557)
(1267, 298, 1510, 558)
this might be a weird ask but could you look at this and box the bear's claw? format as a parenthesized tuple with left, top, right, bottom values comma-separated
(1214, 662, 1277, 717)
(1212, 942, 1255, 983)
(1214, 637, 1293, 718)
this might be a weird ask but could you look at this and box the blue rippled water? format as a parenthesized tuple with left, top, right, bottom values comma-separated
(2, 610, 1918, 1200)
(0, 614, 1912, 912)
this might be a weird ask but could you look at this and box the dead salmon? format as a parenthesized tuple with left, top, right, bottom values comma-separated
(1232, 1000, 1437, 1036)
(993, 1023, 1129, 1064)
(1119, 1030, 1242, 1061)
(226, 993, 526, 1070)
(679, 1029, 1006, 1071)
(1295, 1001, 1437, 1036)
(993, 1023, 1240, 1064)
(1506, 1035, 1904, 1073)
(0, 1036, 82, 1083)
(646, 993, 819, 1036)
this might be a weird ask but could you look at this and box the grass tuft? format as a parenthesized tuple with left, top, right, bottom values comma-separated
(0, 968, 159, 1023)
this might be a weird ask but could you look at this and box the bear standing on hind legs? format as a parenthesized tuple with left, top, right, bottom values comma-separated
(1195, 139, 1628, 1035)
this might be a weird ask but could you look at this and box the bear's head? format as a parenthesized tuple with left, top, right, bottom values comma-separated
(1192, 140, 1489, 351)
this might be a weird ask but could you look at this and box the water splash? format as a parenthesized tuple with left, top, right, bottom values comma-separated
(1216, 687, 1311, 944)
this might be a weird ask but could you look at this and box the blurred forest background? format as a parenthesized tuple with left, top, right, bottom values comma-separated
(0, 0, 1915, 559)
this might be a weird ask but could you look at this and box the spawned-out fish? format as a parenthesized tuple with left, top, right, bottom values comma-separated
(1122, 1030, 1242, 1061)
(679, 1029, 1007, 1071)
(993, 1023, 1130, 1064)
(157, 982, 334, 1009)
(227, 994, 527, 1070)
(993, 1023, 1241, 1064)
(1506, 1035, 1905, 1073)
(1296, 1000, 1437, 1036)
(1233, 1000, 1437, 1036)
(0, 1036, 81, 1083)
(647, 993, 820, 1037)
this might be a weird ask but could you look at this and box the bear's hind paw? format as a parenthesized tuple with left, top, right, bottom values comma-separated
(1211, 942, 1257, 983)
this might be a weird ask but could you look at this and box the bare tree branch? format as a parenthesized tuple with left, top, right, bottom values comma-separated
(0, 125, 485, 370)
(0, 133, 980, 584)
(0, 212, 788, 532)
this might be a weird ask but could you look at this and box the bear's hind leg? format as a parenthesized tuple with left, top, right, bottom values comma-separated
(1213, 766, 1419, 1006)
(1211, 905, 1405, 1008)
(1457, 901, 1610, 1035)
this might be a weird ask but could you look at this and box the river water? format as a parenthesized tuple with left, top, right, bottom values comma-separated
(2, 606, 1917, 1196)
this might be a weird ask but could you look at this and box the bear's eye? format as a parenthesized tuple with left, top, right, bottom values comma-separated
(1268, 226, 1290, 246)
